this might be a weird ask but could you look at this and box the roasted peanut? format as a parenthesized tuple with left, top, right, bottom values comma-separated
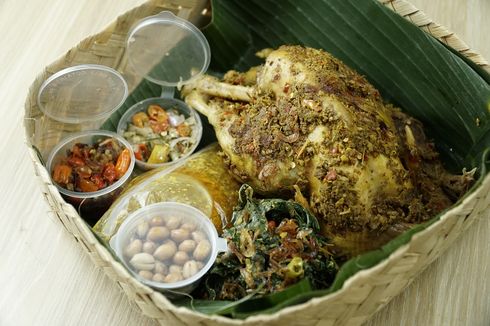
(130, 253, 155, 271)
(138, 270, 154, 280)
(165, 216, 181, 230)
(171, 228, 190, 243)
(182, 260, 199, 279)
(152, 273, 166, 282)
(153, 241, 177, 261)
(124, 239, 142, 258)
(169, 265, 182, 274)
(191, 230, 207, 243)
(147, 226, 169, 242)
(142, 241, 157, 254)
(149, 216, 165, 227)
(164, 272, 183, 283)
(193, 240, 211, 261)
(178, 239, 197, 253)
(173, 251, 190, 265)
(180, 222, 197, 232)
(154, 261, 168, 275)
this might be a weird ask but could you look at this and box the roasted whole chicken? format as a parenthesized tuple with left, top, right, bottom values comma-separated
(182, 45, 473, 256)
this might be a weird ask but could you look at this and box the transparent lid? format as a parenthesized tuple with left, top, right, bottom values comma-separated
(37, 64, 128, 123)
(126, 11, 210, 87)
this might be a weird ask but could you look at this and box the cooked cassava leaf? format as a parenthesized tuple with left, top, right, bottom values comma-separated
(192, 185, 337, 300)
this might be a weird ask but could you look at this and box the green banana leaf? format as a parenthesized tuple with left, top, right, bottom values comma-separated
(101, 0, 490, 318)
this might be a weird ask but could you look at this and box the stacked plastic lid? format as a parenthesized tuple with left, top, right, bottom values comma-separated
(126, 11, 210, 87)
(37, 11, 210, 123)
(37, 65, 128, 124)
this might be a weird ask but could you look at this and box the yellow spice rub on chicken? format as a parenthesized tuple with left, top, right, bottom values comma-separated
(182, 45, 473, 256)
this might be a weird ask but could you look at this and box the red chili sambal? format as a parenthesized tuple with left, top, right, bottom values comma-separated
(52, 138, 130, 192)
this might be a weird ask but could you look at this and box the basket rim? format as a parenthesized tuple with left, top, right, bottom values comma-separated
(22, 0, 490, 324)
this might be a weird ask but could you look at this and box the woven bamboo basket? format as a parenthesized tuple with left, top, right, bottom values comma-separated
(23, 0, 490, 325)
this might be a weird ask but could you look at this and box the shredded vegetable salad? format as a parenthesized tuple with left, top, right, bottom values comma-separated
(122, 104, 196, 164)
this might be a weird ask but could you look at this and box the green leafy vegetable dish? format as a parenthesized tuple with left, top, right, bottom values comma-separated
(195, 184, 338, 301)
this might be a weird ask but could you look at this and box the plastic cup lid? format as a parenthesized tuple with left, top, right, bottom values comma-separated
(126, 11, 211, 87)
(37, 64, 128, 124)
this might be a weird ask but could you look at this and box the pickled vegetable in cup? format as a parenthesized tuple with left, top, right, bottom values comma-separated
(117, 97, 202, 170)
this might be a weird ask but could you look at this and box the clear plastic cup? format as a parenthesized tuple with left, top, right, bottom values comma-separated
(46, 130, 135, 223)
(125, 11, 211, 87)
(111, 202, 228, 297)
(117, 97, 202, 170)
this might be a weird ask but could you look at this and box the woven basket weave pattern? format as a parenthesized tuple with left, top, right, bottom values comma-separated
(24, 1, 490, 325)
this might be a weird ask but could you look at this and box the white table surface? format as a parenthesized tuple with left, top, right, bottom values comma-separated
(0, 0, 488, 325)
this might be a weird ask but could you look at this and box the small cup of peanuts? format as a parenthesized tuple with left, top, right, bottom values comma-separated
(111, 202, 228, 297)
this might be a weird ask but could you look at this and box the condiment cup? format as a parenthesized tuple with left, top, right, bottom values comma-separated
(117, 97, 202, 170)
(111, 202, 228, 297)
(46, 130, 135, 222)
